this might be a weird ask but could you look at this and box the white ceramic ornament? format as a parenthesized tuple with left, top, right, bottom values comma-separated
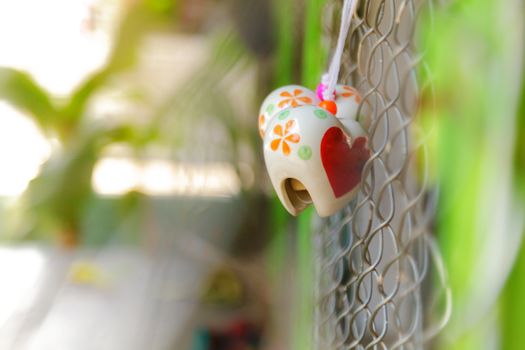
(260, 0, 370, 216)
(258, 85, 319, 139)
(332, 84, 371, 134)
(260, 86, 371, 217)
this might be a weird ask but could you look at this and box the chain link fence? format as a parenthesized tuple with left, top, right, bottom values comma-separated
(314, 1, 451, 349)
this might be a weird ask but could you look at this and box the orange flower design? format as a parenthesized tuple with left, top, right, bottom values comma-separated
(278, 89, 312, 108)
(341, 86, 361, 103)
(258, 114, 266, 138)
(270, 120, 300, 156)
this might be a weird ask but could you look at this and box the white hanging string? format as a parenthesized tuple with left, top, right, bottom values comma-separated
(321, 0, 360, 101)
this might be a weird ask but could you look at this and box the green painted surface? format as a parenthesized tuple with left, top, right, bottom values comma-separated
(298, 145, 313, 160)
(278, 109, 291, 120)
(314, 108, 328, 119)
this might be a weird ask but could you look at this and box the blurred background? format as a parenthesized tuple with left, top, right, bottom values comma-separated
(0, 0, 523, 349)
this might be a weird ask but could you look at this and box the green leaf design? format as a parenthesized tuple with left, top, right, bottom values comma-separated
(266, 103, 275, 114)
(314, 109, 328, 119)
(278, 109, 290, 120)
(298, 145, 312, 160)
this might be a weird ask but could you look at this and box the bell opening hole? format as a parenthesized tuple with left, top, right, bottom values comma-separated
(284, 178, 312, 212)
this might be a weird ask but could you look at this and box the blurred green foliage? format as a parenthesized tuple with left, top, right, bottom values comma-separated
(264, 0, 326, 349)
(0, 4, 158, 242)
(0, 1, 259, 245)
(420, 0, 525, 349)
(500, 44, 525, 350)
(295, 2, 326, 350)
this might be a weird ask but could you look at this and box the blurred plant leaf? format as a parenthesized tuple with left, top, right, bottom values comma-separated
(500, 38, 525, 350)
(10, 2, 171, 241)
(0, 67, 58, 132)
(62, 4, 157, 127)
(17, 120, 142, 239)
(145, 0, 174, 15)
(420, 0, 525, 348)
(1, 1, 266, 246)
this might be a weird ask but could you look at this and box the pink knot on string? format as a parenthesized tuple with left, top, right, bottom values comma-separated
(316, 83, 335, 101)
(316, 83, 327, 100)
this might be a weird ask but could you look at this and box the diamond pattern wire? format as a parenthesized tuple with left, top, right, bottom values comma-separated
(314, 1, 451, 349)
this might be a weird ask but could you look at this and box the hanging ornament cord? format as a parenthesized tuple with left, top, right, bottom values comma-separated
(320, 0, 360, 101)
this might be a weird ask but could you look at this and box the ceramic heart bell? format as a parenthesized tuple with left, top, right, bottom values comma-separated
(259, 85, 371, 217)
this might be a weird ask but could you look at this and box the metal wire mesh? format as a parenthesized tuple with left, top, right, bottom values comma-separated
(314, 1, 451, 349)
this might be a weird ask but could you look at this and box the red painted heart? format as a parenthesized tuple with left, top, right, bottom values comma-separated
(320, 127, 370, 198)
